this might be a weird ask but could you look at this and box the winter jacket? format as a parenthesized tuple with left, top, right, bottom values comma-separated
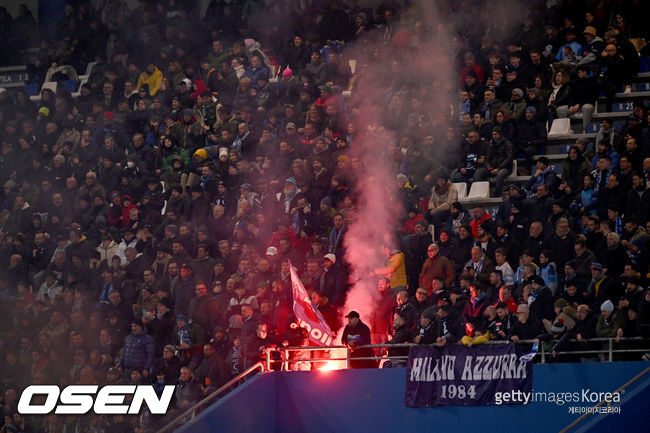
(486, 136, 514, 170)
(119, 331, 155, 371)
(429, 182, 458, 213)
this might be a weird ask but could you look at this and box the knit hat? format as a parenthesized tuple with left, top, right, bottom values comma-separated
(52, 154, 66, 164)
(165, 224, 178, 235)
(512, 88, 524, 98)
(554, 298, 568, 310)
(176, 313, 188, 323)
(549, 318, 566, 333)
(219, 147, 228, 158)
(525, 106, 537, 115)
(281, 68, 293, 77)
(164, 345, 175, 353)
(583, 26, 597, 36)
(38, 106, 50, 117)
(194, 148, 208, 161)
(631, 237, 646, 250)
(396, 173, 408, 183)
(240, 183, 252, 191)
(590, 262, 603, 271)
(285, 177, 297, 185)
(600, 300, 614, 312)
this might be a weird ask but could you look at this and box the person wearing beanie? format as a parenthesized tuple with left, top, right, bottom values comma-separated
(505, 88, 526, 120)
(118, 318, 155, 376)
(586, 262, 616, 311)
(460, 51, 485, 84)
(602, 231, 627, 277)
(596, 299, 626, 340)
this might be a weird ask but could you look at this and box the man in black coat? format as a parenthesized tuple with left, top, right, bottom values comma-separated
(436, 304, 465, 346)
(341, 310, 376, 369)
(413, 307, 438, 344)
(574, 304, 600, 362)
(403, 220, 431, 292)
(526, 275, 554, 322)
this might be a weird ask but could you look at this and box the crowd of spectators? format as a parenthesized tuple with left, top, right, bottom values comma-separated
(0, 0, 649, 432)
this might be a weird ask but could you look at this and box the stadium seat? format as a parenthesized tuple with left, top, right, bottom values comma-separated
(547, 118, 572, 136)
(349, 59, 357, 75)
(453, 182, 467, 198)
(613, 120, 625, 132)
(637, 82, 650, 92)
(269, 65, 279, 83)
(465, 181, 490, 199)
(60, 80, 77, 92)
(30, 81, 58, 102)
(23, 83, 38, 96)
(78, 61, 97, 81)
(71, 78, 87, 98)
(585, 123, 601, 133)
(639, 56, 650, 73)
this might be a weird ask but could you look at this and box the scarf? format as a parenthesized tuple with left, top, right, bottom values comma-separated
(177, 325, 191, 345)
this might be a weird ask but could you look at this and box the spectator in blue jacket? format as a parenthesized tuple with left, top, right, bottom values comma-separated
(118, 319, 155, 377)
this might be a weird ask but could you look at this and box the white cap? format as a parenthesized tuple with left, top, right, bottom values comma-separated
(324, 253, 336, 264)
(266, 246, 278, 256)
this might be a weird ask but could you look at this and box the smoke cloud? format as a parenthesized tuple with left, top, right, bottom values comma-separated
(339, 1, 457, 335)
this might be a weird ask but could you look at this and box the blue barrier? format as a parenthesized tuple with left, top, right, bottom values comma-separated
(177, 361, 649, 433)
(585, 123, 601, 133)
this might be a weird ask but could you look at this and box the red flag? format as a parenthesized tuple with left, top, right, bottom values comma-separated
(289, 262, 333, 346)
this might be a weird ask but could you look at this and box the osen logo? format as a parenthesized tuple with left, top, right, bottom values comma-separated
(18, 385, 175, 415)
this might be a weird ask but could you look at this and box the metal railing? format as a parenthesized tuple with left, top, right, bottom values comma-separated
(265, 337, 649, 370)
(157, 361, 265, 433)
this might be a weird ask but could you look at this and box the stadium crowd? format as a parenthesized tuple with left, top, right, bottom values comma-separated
(0, 0, 650, 431)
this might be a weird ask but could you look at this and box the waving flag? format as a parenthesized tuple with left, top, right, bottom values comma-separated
(289, 262, 333, 346)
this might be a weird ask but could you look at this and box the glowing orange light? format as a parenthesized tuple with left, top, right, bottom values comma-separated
(318, 361, 340, 372)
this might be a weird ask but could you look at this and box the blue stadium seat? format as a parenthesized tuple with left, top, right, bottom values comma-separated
(640, 56, 650, 73)
(613, 120, 625, 132)
(60, 80, 77, 92)
(585, 123, 601, 133)
(23, 83, 38, 96)
(637, 82, 650, 92)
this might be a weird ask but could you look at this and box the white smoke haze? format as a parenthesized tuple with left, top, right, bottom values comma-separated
(338, 0, 457, 338)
